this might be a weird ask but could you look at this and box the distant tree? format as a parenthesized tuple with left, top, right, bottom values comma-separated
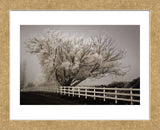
(26, 30, 127, 86)
(27, 82, 34, 88)
(20, 61, 26, 89)
(128, 77, 140, 88)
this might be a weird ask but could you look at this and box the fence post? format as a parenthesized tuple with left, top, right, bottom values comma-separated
(78, 88, 80, 98)
(64, 86, 65, 95)
(85, 88, 87, 99)
(130, 88, 133, 105)
(103, 88, 105, 102)
(72, 87, 74, 97)
(68, 87, 70, 96)
(60, 86, 62, 95)
(94, 88, 96, 100)
(115, 87, 117, 104)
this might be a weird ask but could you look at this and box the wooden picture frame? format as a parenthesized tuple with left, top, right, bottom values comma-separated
(0, 0, 159, 129)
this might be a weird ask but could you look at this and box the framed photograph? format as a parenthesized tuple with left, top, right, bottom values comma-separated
(0, 0, 160, 129)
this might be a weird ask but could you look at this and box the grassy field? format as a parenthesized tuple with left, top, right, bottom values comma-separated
(20, 92, 139, 105)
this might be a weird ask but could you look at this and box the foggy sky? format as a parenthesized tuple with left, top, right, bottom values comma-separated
(20, 25, 140, 85)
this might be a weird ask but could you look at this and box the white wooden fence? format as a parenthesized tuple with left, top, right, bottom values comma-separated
(57, 86, 140, 105)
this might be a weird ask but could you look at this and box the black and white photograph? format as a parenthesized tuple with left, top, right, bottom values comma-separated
(20, 25, 140, 105)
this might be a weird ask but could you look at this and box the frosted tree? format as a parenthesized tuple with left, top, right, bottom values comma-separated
(25, 30, 127, 86)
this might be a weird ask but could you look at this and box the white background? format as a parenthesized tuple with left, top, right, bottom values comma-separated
(10, 11, 150, 120)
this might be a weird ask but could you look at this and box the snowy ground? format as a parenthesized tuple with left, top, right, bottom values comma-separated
(21, 85, 58, 93)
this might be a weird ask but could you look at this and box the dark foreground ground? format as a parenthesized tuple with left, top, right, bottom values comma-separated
(20, 92, 139, 105)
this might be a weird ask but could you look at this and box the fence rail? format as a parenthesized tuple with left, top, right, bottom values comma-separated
(57, 86, 140, 104)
